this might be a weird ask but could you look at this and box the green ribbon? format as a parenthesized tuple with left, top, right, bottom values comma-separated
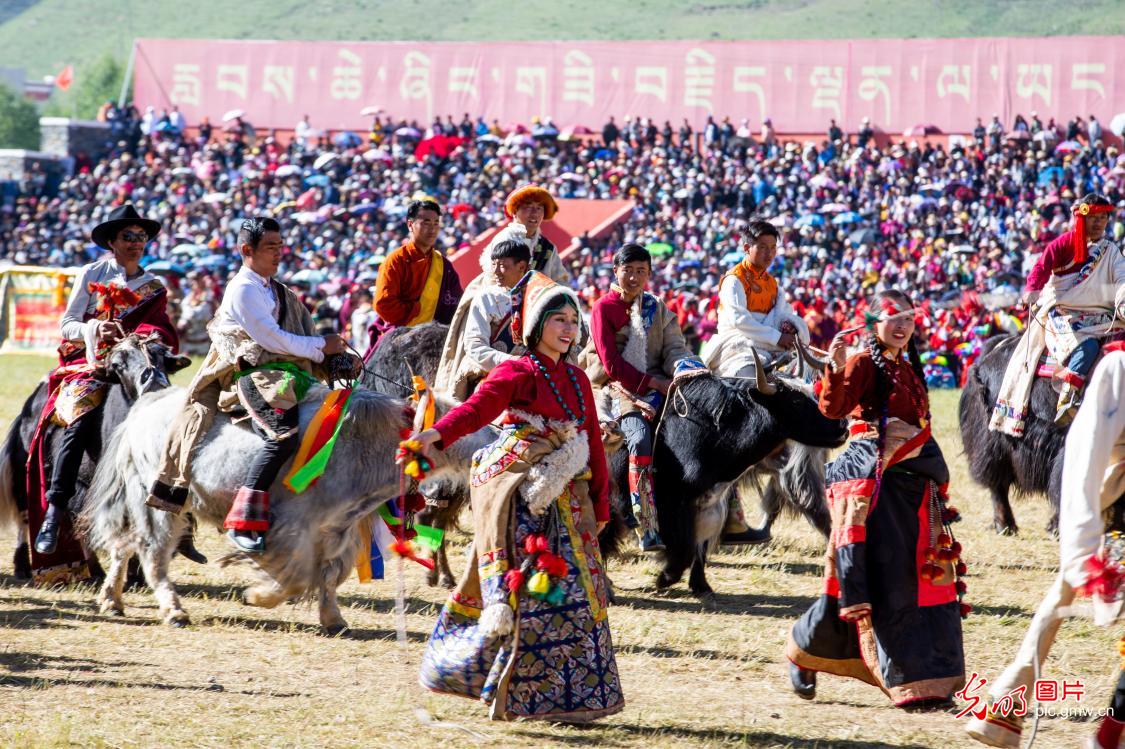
(376, 503, 444, 552)
(233, 361, 317, 402)
(285, 389, 353, 494)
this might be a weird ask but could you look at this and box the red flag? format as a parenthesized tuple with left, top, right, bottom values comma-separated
(55, 65, 73, 91)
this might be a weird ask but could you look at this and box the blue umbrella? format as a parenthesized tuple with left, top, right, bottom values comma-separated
(720, 250, 743, 265)
(144, 259, 187, 274)
(349, 202, 379, 215)
(332, 131, 363, 148)
(196, 254, 231, 268)
(593, 148, 616, 160)
(305, 174, 330, 187)
(793, 214, 825, 228)
(1037, 166, 1065, 186)
(832, 211, 864, 225)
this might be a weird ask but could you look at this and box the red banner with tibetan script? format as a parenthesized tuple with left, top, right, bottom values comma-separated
(133, 37, 1125, 135)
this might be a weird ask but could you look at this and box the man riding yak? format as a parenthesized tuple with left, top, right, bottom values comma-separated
(434, 238, 531, 400)
(146, 216, 359, 553)
(991, 193, 1125, 432)
(31, 204, 180, 582)
(369, 198, 463, 350)
(580, 242, 697, 552)
(702, 219, 808, 545)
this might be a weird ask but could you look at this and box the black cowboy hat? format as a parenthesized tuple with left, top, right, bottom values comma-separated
(91, 204, 162, 250)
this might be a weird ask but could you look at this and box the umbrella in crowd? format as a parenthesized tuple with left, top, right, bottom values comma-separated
(359, 105, 384, 117)
(172, 243, 209, 257)
(221, 109, 245, 122)
(395, 127, 422, 140)
(1055, 140, 1083, 154)
(476, 134, 502, 144)
(1111, 112, 1125, 137)
(143, 259, 187, 275)
(848, 227, 878, 246)
(349, 202, 379, 215)
(414, 135, 465, 160)
(314, 152, 339, 170)
(289, 268, 329, 284)
(903, 124, 941, 137)
(645, 242, 674, 257)
(275, 164, 302, 178)
(793, 214, 826, 228)
(197, 254, 232, 268)
(831, 211, 864, 225)
(332, 131, 363, 148)
(362, 148, 393, 163)
(305, 174, 331, 187)
(558, 125, 593, 140)
(1037, 166, 1065, 185)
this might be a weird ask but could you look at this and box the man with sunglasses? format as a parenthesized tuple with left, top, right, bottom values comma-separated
(146, 216, 353, 553)
(31, 205, 180, 578)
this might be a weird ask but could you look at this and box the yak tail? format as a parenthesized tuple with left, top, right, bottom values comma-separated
(779, 443, 830, 537)
(741, 442, 830, 537)
(0, 416, 21, 537)
(0, 387, 41, 538)
(78, 419, 139, 552)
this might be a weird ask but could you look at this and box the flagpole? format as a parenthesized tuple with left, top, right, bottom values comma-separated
(118, 40, 136, 109)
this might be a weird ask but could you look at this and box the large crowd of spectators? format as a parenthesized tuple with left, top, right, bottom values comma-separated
(3, 102, 1124, 381)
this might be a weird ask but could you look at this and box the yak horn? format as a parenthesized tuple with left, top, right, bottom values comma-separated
(797, 340, 830, 373)
(751, 347, 778, 395)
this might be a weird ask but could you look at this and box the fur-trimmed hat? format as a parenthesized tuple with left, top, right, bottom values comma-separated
(509, 270, 579, 348)
(91, 204, 162, 250)
(504, 184, 559, 221)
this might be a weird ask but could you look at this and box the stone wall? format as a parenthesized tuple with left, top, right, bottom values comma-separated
(38, 117, 113, 161)
(0, 150, 65, 184)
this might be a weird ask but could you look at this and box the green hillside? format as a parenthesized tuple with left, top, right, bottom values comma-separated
(3, 0, 1124, 79)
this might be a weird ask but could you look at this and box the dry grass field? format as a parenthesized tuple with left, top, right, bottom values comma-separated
(0, 353, 1114, 748)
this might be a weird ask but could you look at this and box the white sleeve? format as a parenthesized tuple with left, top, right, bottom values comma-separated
(60, 266, 96, 342)
(717, 275, 781, 347)
(464, 294, 514, 372)
(1060, 352, 1125, 588)
(775, 295, 810, 343)
(226, 283, 326, 363)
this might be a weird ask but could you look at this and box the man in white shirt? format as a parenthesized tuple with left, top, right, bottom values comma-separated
(701, 220, 809, 379)
(147, 217, 347, 553)
(434, 239, 530, 400)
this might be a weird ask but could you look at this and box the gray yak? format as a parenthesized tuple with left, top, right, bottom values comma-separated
(80, 384, 492, 632)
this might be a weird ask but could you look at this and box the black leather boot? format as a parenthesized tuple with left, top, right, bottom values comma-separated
(34, 504, 63, 555)
(789, 662, 816, 700)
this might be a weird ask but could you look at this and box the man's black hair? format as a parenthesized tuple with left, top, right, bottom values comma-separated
(407, 199, 442, 221)
(1077, 193, 1113, 208)
(612, 242, 651, 267)
(237, 216, 281, 251)
(744, 219, 780, 242)
(490, 239, 531, 264)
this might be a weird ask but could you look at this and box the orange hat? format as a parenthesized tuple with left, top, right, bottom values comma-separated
(504, 185, 559, 220)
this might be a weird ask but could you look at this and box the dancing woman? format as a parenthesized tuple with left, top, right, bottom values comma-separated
(410, 271, 624, 722)
(786, 289, 967, 708)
